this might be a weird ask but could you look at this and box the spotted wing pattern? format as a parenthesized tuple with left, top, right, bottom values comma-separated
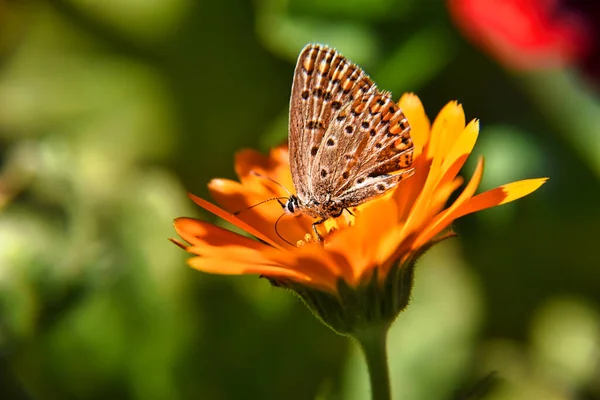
(289, 44, 376, 202)
(313, 92, 414, 207)
(288, 43, 414, 218)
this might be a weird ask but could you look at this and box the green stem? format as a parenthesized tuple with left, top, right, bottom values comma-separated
(354, 323, 392, 400)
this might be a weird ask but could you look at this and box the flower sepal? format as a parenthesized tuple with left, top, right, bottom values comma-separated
(267, 228, 457, 336)
(268, 258, 415, 336)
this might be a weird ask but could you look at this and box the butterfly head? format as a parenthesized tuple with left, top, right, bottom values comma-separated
(283, 195, 301, 216)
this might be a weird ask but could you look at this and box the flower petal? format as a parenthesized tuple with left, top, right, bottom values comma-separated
(174, 218, 331, 287)
(450, 177, 549, 220)
(263, 244, 344, 293)
(207, 178, 265, 213)
(427, 176, 465, 218)
(409, 102, 467, 224)
(399, 155, 446, 239)
(235, 146, 295, 190)
(173, 217, 274, 260)
(208, 180, 313, 248)
(173, 218, 294, 275)
(235, 149, 270, 181)
(188, 256, 312, 281)
(398, 93, 431, 157)
(414, 156, 485, 247)
(439, 119, 479, 181)
(429, 101, 466, 161)
(173, 217, 265, 249)
(267, 146, 296, 190)
(187, 193, 283, 249)
(393, 155, 430, 222)
(346, 195, 398, 275)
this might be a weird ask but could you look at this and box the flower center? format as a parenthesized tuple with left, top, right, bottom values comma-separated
(296, 209, 357, 247)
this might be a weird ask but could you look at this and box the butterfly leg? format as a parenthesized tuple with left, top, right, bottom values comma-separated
(311, 219, 327, 241)
(311, 209, 345, 241)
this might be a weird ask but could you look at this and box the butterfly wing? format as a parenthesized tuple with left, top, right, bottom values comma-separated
(289, 44, 376, 203)
(312, 90, 414, 207)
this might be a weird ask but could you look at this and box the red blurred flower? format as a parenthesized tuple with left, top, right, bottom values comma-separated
(448, 0, 599, 83)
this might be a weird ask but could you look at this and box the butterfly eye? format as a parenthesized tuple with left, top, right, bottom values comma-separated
(285, 200, 294, 213)
(285, 196, 300, 215)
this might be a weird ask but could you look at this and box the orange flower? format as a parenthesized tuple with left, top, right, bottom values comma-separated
(171, 94, 547, 296)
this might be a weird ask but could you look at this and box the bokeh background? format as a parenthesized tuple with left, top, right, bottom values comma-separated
(0, 0, 599, 399)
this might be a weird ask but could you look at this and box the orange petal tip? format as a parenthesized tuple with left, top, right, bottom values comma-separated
(498, 177, 549, 204)
(169, 237, 188, 250)
(207, 178, 238, 194)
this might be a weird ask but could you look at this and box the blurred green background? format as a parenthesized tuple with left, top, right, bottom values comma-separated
(0, 0, 599, 399)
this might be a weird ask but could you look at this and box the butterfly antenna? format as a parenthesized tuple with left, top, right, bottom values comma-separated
(274, 213, 295, 247)
(250, 170, 294, 197)
(233, 196, 289, 216)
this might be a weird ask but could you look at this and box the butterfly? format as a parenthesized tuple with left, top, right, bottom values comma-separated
(283, 44, 415, 227)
